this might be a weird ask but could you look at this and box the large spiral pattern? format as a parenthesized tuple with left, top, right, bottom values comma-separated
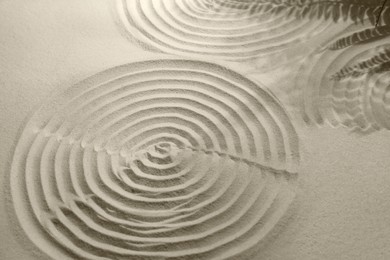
(10, 59, 299, 260)
(115, 0, 334, 67)
(295, 22, 390, 133)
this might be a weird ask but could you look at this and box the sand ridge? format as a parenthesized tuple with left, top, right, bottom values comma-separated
(295, 21, 390, 133)
(9, 58, 300, 259)
(115, 0, 335, 69)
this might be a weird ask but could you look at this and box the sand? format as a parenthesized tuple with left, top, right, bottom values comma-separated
(1, 0, 390, 259)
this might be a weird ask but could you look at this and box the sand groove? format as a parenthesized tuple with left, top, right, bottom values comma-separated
(115, 0, 334, 66)
(295, 22, 390, 133)
(10, 59, 299, 259)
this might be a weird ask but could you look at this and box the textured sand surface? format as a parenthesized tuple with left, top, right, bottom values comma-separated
(115, 0, 345, 71)
(1, 0, 390, 260)
(9, 58, 299, 259)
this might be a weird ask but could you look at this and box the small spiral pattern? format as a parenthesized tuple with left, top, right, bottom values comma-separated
(115, 0, 333, 64)
(359, 72, 390, 131)
(10, 59, 299, 260)
(295, 22, 390, 133)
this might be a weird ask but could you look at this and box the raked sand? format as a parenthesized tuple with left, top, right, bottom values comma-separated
(1, 0, 390, 260)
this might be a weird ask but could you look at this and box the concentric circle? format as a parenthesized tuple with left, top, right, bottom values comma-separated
(115, 0, 333, 65)
(10, 58, 299, 259)
(295, 22, 390, 133)
(362, 72, 390, 130)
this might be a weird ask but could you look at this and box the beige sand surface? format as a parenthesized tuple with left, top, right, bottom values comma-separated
(1, 0, 390, 259)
